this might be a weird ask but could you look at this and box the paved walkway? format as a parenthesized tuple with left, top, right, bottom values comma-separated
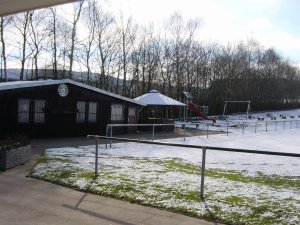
(0, 137, 220, 225)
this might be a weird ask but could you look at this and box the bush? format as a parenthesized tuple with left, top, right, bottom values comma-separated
(0, 134, 29, 151)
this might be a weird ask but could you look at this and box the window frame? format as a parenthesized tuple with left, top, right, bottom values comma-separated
(17, 99, 30, 123)
(111, 104, 125, 121)
(76, 101, 86, 123)
(33, 99, 46, 123)
(88, 102, 98, 123)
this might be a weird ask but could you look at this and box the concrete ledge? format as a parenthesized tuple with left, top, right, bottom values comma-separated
(0, 145, 31, 170)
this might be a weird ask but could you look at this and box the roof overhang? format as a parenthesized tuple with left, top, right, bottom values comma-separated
(0, 0, 80, 17)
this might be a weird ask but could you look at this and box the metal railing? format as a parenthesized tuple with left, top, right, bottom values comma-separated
(179, 118, 300, 136)
(106, 123, 175, 143)
(87, 135, 300, 200)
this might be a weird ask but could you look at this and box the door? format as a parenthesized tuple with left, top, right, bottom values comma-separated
(127, 107, 137, 134)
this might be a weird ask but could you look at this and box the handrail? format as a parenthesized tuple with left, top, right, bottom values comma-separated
(107, 123, 175, 127)
(87, 135, 300, 158)
(87, 134, 300, 200)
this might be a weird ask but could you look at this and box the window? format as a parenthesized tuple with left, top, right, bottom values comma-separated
(77, 101, 98, 123)
(34, 100, 45, 123)
(88, 102, 97, 122)
(76, 101, 86, 122)
(111, 104, 124, 121)
(128, 108, 136, 117)
(18, 99, 30, 123)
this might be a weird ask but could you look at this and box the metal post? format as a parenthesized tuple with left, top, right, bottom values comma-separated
(152, 125, 155, 141)
(183, 106, 186, 142)
(110, 125, 112, 148)
(184, 123, 186, 142)
(255, 122, 257, 133)
(283, 121, 285, 131)
(275, 121, 277, 131)
(95, 138, 99, 178)
(242, 122, 245, 134)
(200, 147, 206, 200)
(266, 121, 268, 132)
(206, 123, 209, 138)
(105, 126, 108, 149)
(290, 121, 292, 129)
(227, 122, 229, 136)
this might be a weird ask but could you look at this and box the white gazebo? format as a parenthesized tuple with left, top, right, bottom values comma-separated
(134, 90, 185, 119)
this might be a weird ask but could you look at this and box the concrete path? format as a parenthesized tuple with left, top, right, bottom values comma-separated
(0, 138, 220, 225)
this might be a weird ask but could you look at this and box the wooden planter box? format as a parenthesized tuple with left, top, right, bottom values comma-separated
(0, 145, 31, 170)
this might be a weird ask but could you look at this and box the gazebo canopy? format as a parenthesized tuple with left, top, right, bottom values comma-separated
(134, 90, 185, 106)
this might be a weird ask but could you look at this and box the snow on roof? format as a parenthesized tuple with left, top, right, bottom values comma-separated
(134, 90, 185, 106)
(0, 79, 145, 106)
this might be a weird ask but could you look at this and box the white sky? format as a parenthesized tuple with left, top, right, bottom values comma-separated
(100, 0, 300, 67)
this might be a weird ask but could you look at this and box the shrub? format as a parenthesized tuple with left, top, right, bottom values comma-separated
(0, 134, 29, 151)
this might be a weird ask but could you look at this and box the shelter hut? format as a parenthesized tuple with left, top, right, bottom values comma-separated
(134, 90, 185, 131)
(0, 79, 144, 138)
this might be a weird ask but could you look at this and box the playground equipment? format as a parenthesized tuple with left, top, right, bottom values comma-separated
(223, 100, 251, 120)
(183, 91, 216, 123)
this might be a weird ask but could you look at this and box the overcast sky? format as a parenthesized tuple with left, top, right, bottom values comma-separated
(99, 0, 300, 67)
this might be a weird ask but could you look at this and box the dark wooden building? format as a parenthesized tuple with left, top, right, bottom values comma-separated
(0, 79, 144, 138)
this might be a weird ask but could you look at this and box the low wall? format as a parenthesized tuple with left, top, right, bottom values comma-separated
(0, 145, 31, 170)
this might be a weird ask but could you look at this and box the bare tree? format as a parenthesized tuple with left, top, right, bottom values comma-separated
(28, 10, 49, 80)
(12, 12, 32, 80)
(115, 15, 138, 96)
(0, 16, 12, 81)
(49, 8, 59, 79)
(68, 1, 83, 79)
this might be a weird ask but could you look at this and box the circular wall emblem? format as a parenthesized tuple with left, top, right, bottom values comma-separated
(57, 84, 69, 97)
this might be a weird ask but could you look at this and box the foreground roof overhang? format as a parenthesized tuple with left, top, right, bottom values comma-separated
(0, 0, 80, 17)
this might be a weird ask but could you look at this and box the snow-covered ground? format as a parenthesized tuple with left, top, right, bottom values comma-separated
(97, 129, 300, 177)
(32, 108, 300, 225)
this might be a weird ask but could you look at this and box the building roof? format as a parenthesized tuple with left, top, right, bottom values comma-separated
(0, 79, 145, 106)
(134, 90, 185, 106)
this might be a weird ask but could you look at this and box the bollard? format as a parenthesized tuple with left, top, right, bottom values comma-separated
(266, 121, 268, 132)
(275, 121, 277, 131)
(283, 121, 285, 131)
(95, 138, 99, 178)
(200, 147, 206, 200)
(290, 121, 292, 129)
(255, 122, 257, 133)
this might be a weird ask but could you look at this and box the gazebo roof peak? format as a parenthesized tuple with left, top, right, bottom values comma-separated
(149, 89, 160, 93)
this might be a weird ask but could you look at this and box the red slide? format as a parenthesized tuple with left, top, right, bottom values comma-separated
(187, 103, 216, 123)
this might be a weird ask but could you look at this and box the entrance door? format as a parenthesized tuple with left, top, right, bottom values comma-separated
(127, 107, 137, 134)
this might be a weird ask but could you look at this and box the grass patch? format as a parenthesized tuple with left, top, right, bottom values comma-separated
(32, 152, 300, 225)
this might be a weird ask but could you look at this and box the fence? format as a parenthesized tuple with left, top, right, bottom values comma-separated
(177, 118, 300, 137)
(87, 135, 300, 200)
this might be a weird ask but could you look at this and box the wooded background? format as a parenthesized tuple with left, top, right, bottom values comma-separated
(1, 1, 300, 114)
